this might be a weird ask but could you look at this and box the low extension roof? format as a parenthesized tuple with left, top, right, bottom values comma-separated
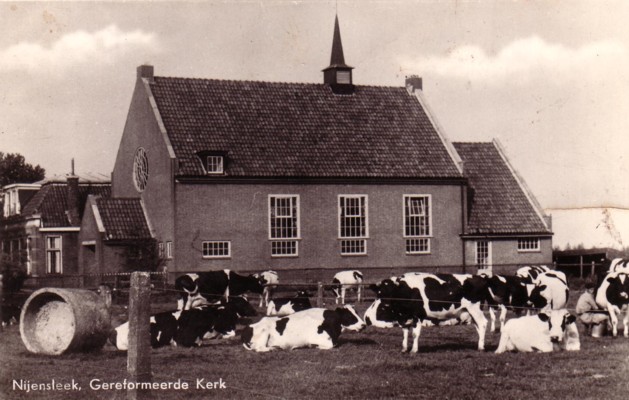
(21, 183, 111, 228)
(454, 142, 551, 236)
(94, 198, 152, 241)
(148, 77, 463, 179)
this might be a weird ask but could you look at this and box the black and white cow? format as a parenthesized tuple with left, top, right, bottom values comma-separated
(483, 274, 532, 332)
(266, 290, 312, 316)
(595, 271, 629, 337)
(516, 265, 551, 284)
(528, 271, 569, 312)
(332, 270, 363, 304)
(608, 258, 629, 274)
(365, 273, 489, 353)
(111, 296, 257, 350)
(495, 309, 580, 353)
(175, 269, 264, 310)
(242, 305, 366, 352)
(175, 296, 257, 347)
(111, 309, 182, 351)
(252, 270, 279, 307)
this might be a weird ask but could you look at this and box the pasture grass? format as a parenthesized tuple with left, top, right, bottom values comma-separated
(2, 299, 629, 399)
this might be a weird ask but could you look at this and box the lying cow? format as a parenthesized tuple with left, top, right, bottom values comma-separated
(111, 296, 256, 350)
(332, 270, 363, 304)
(242, 305, 365, 352)
(175, 297, 257, 347)
(175, 269, 264, 310)
(365, 273, 488, 353)
(495, 309, 580, 353)
(252, 270, 279, 307)
(111, 309, 181, 351)
(266, 290, 312, 316)
(595, 271, 629, 337)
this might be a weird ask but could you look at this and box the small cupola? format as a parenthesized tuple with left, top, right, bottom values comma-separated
(322, 15, 354, 93)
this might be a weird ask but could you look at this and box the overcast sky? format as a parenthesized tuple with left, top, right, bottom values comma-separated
(1, 0, 628, 211)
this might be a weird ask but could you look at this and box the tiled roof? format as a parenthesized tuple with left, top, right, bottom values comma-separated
(36, 172, 110, 184)
(21, 183, 111, 228)
(95, 198, 151, 241)
(149, 77, 462, 179)
(453, 142, 550, 235)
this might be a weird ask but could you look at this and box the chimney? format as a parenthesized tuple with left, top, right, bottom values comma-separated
(137, 64, 154, 83)
(66, 159, 80, 227)
(405, 75, 423, 93)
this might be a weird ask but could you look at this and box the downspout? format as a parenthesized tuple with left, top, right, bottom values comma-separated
(460, 183, 467, 274)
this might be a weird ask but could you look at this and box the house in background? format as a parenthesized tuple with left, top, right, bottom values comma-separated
(77, 16, 552, 281)
(0, 172, 110, 287)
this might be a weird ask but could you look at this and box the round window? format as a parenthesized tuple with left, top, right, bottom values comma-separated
(133, 148, 149, 192)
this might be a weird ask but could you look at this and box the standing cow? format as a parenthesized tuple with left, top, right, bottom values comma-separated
(365, 273, 489, 353)
(332, 270, 363, 304)
(495, 309, 580, 353)
(175, 270, 264, 310)
(608, 258, 629, 274)
(483, 274, 531, 332)
(516, 265, 551, 284)
(595, 271, 629, 337)
(529, 271, 569, 312)
(252, 270, 279, 307)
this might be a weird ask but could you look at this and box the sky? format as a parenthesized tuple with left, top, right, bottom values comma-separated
(1, 0, 628, 211)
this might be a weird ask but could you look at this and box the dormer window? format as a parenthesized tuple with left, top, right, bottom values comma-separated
(197, 151, 227, 175)
(206, 156, 224, 174)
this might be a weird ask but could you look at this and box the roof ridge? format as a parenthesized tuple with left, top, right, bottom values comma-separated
(153, 75, 405, 90)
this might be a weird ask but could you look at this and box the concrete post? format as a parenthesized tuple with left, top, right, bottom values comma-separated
(127, 272, 151, 400)
(316, 282, 324, 307)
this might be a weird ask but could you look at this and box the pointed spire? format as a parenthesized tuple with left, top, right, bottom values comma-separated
(329, 15, 348, 67)
(323, 14, 354, 89)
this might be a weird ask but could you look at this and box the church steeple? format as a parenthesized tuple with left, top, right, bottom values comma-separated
(323, 15, 354, 91)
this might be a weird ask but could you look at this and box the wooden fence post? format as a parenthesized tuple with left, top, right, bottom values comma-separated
(591, 261, 596, 278)
(0, 274, 4, 331)
(127, 272, 151, 400)
(316, 282, 324, 307)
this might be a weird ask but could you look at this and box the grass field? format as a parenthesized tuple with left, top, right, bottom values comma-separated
(2, 293, 629, 399)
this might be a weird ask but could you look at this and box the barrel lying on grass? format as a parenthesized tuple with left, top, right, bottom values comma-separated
(20, 288, 111, 355)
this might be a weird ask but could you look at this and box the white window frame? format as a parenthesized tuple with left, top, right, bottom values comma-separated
(475, 240, 492, 268)
(403, 194, 432, 254)
(338, 195, 368, 256)
(205, 156, 224, 174)
(517, 238, 541, 253)
(202, 241, 231, 259)
(268, 195, 300, 257)
(46, 235, 63, 274)
(166, 241, 173, 259)
(158, 242, 165, 259)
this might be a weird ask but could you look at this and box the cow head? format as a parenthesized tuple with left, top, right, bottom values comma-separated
(369, 278, 398, 299)
(528, 284, 549, 310)
(538, 309, 579, 350)
(225, 296, 257, 318)
(335, 305, 366, 332)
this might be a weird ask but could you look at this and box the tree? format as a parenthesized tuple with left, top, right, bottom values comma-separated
(0, 152, 46, 186)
